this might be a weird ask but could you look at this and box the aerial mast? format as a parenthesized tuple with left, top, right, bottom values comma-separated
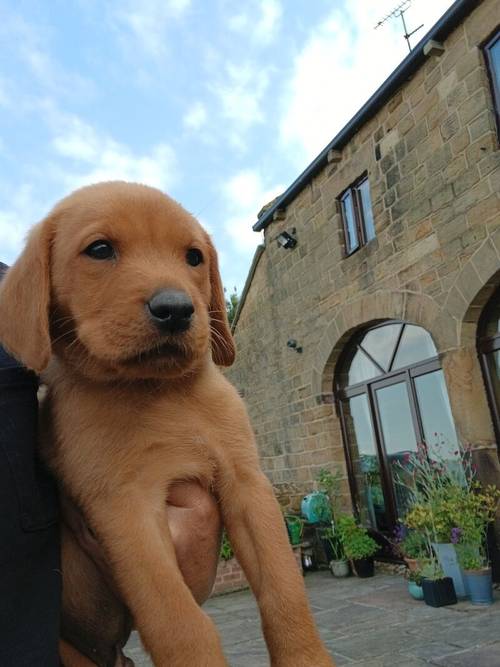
(375, 0, 424, 53)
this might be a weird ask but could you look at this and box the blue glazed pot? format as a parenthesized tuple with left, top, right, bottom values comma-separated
(463, 568, 493, 606)
(408, 581, 424, 600)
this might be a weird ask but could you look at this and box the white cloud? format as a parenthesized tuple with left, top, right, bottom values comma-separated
(227, 0, 282, 45)
(183, 101, 208, 132)
(279, 0, 455, 167)
(112, 0, 191, 59)
(0, 183, 50, 264)
(38, 103, 179, 192)
(256, 0, 282, 44)
(221, 169, 283, 252)
(212, 61, 272, 148)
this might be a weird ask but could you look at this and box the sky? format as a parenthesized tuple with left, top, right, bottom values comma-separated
(0, 0, 456, 293)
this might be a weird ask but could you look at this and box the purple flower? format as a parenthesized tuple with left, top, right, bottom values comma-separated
(450, 527, 462, 544)
(393, 523, 407, 542)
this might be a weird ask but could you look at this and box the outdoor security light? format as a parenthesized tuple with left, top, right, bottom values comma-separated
(276, 230, 297, 249)
(287, 339, 303, 353)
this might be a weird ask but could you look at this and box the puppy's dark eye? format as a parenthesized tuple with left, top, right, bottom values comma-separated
(84, 240, 115, 260)
(186, 248, 203, 267)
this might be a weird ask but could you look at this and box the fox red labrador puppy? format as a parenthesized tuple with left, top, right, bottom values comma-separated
(0, 182, 335, 667)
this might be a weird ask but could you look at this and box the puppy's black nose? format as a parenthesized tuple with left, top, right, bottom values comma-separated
(147, 290, 194, 333)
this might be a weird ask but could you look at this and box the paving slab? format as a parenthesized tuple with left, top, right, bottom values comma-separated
(125, 571, 500, 666)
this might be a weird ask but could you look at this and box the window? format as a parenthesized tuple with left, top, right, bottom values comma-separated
(336, 322, 460, 534)
(478, 287, 500, 449)
(484, 29, 500, 138)
(339, 175, 375, 255)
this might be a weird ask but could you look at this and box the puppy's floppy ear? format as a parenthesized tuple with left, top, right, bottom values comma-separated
(205, 235, 235, 367)
(0, 215, 55, 373)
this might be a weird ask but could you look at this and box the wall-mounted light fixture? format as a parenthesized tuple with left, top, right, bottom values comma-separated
(287, 339, 303, 353)
(276, 228, 297, 249)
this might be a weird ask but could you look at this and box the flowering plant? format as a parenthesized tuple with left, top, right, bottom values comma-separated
(394, 438, 500, 572)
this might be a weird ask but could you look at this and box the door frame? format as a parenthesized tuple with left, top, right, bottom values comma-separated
(337, 355, 441, 533)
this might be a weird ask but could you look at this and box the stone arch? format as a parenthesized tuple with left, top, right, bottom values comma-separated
(442, 237, 500, 346)
(311, 289, 441, 398)
(439, 254, 500, 456)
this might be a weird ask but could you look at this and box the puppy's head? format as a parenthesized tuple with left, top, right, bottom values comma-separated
(0, 181, 235, 380)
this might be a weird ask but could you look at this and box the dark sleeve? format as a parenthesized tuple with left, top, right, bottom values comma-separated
(0, 349, 61, 667)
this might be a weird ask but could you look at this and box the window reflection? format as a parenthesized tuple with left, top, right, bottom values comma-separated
(392, 325, 437, 369)
(414, 370, 460, 464)
(375, 382, 418, 517)
(343, 395, 388, 531)
(361, 324, 402, 372)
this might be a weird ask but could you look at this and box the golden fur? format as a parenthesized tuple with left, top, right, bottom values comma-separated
(0, 182, 335, 667)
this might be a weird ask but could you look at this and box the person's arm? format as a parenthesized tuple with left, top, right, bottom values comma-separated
(64, 481, 222, 605)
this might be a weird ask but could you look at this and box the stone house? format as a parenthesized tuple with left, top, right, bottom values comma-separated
(227, 0, 500, 557)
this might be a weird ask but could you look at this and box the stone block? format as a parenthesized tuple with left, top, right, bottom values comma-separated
(469, 109, 495, 142)
(406, 120, 428, 152)
(452, 166, 480, 197)
(471, 238, 500, 283)
(386, 165, 400, 189)
(440, 111, 460, 140)
(427, 143, 453, 176)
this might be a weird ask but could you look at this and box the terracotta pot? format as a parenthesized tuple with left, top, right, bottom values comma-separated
(404, 557, 419, 572)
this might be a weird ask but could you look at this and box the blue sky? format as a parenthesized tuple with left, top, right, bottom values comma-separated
(0, 0, 455, 293)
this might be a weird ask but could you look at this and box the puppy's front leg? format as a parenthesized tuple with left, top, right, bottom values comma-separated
(220, 468, 336, 667)
(87, 492, 228, 667)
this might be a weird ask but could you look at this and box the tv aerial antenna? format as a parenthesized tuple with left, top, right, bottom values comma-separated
(375, 0, 424, 53)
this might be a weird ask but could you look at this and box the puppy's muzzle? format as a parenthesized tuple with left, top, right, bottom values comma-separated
(147, 289, 194, 334)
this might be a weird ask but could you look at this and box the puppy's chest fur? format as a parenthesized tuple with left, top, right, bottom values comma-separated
(40, 366, 236, 505)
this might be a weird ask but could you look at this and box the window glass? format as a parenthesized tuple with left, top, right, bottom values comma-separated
(484, 297, 500, 337)
(341, 191, 359, 254)
(358, 178, 375, 242)
(392, 324, 437, 369)
(343, 395, 388, 531)
(486, 350, 500, 413)
(360, 323, 402, 372)
(414, 370, 460, 464)
(487, 35, 500, 97)
(375, 381, 418, 518)
(343, 348, 382, 386)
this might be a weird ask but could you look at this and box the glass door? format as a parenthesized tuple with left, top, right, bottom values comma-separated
(371, 375, 420, 524)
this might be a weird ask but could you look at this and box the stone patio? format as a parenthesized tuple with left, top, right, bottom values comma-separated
(125, 571, 500, 666)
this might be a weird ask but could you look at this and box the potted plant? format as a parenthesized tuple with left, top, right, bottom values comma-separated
(337, 515, 378, 578)
(420, 558, 457, 608)
(284, 514, 304, 546)
(397, 527, 429, 572)
(395, 441, 474, 599)
(406, 568, 424, 600)
(451, 483, 500, 606)
(456, 544, 493, 606)
(321, 523, 350, 577)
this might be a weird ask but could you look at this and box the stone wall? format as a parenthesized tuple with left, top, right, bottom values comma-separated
(228, 0, 500, 510)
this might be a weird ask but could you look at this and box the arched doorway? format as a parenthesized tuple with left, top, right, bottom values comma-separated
(478, 287, 500, 450)
(335, 321, 460, 535)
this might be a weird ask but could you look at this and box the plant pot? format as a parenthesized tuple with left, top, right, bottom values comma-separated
(352, 557, 375, 578)
(463, 567, 493, 606)
(285, 516, 303, 545)
(408, 581, 424, 600)
(422, 577, 457, 607)
(330, 559, 350, 577)
(432, 542, 467, 599)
